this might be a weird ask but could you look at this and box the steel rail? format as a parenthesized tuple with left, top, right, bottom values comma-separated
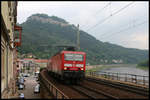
(70, 86, 101, 99)
(79, 84, 119, 99)
(86, 77, 149, 96)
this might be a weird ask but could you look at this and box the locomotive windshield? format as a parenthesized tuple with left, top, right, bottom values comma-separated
(64, 54, 83, 61)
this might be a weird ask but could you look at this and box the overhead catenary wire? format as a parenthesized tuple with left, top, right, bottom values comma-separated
(94, 2, 111, 16)
(100, 20, 148, 40)
(109, 2, 112, 16)
(102, 21, 148, 47)
(80, 2, 111, 29)
(98, 14, 147, 38)
(86, 2, 134, 32)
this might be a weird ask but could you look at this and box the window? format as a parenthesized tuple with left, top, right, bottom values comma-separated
(64, 53, 83, 61)
(1, 45, 5, 79)
(8, 1, 11, 7)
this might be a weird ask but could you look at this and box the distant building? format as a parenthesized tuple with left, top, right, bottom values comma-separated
(22, 58, 35, 74)
(104, 60, 108, 63)
(26, 53, 36, 58)
(18, 58, 48, 74)
(34, 59, 48, 68)
(112, 59, 118, 63)
(119, 59, 123, 63)
(112, 59, 123, 64)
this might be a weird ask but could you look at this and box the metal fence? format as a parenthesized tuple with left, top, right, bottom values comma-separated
(86, 71, 149, 86)
(40, 74, 69, 99)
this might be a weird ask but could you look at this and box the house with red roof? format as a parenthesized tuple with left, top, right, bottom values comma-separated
(34, 59, 48, 68)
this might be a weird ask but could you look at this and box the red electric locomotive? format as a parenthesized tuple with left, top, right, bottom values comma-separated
(47, 48, 86, 83)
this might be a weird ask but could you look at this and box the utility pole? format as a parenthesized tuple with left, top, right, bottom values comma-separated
(77, 24, 80, 50)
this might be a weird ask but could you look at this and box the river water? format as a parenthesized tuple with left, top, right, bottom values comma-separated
(99, 64, 149, 76)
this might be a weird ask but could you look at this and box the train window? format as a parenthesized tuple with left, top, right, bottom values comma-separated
(64, 54, 83, 61)
(64, 54, 74, 60)
(74, 54, 83, 61)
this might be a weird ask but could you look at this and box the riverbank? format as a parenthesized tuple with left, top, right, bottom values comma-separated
(136, 65, 149, 71)
(86, 64, 136, 72)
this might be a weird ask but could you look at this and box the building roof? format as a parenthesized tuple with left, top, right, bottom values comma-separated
(34, 59, 48, 63)
(17, 58, 48, 63)
(23, 58, 35, 60)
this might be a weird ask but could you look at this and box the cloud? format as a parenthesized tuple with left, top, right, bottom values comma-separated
(103, 28, 149, 50)
(17, 1, 149, 50)
(130, 32, 149, 49)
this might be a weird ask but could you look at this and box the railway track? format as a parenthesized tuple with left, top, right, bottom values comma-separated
(85, 77, 149, 98)
(70, 85, 119, 99)
(41, 69, 118, 99)
(40, 69, 148, 99)
(40, 69, 88, 99)
(70, 85, 107, 99)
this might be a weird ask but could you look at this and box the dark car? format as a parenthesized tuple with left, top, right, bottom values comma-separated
(18, 84, 24, 90)
(23, 73, 28, 77)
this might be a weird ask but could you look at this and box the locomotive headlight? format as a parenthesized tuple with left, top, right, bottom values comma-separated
(64, 64, 72, 67)
(76, 64, 84, 67)
(81, 68, 84, 70)
(64, 67, 67, 70)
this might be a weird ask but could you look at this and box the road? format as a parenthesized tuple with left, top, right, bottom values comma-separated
(18, 75, 41, 99)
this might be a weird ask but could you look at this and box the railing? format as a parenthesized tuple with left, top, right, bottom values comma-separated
(39, 73, 69, 99)
(86, 71, 149, 86)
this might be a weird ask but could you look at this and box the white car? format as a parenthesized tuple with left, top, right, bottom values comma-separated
(37, 83, 40, 87)
(19, 93, 24, 99)
(27, 73, 30, 77)
(34, 84, 40, 93)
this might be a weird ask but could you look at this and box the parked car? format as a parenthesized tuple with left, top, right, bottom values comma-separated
(27, 73, 30, 77)
(19, 77, 25, 84)
(19, 93, 25, 99)
(34, 84, 40, 93)
(36, 77, 39, 81)
(34, 75, 38, 78)
(18, 84, 24, 90)
(37, 83, 40, 87)
(23, 73, 28, 77)
(37, 80, 40, 84)
(16, 79, 20, 86)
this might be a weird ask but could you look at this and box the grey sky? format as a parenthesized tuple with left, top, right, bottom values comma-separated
(17, 1, 149, 50)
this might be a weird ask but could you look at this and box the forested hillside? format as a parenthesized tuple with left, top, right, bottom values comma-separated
(17, 14, 148, 65)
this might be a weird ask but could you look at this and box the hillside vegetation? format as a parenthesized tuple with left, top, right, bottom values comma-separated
(136, 60, 149, 70)
(137, 60, 149, 67)
(17, 13, 148, 65)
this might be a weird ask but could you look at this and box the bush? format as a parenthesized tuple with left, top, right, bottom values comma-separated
(138, 60, 149, 67)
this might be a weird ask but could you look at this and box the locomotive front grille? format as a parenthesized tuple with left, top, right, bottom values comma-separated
(63, 70, 85, 79)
